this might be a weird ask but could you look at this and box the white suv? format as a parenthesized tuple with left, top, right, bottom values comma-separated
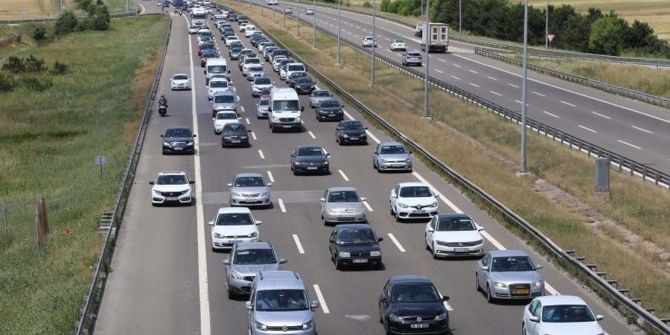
(150, 171, 194, 206)
(389, 182, 439, 221)
(209, 207, 261, 251)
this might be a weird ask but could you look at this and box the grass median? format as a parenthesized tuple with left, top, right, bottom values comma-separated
(229, 2, 670, 318)
(0, 15, 168, 334)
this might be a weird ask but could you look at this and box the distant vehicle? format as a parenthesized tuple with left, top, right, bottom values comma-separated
(228, 46, 243, 60)
(280, 62, 306, 81)
(246, 65, 265, 81)
(402, 51, 422, 66)
(362, 35, 377, 48)
(251, 77, 274, 97)
(414, 22, 423, 37)
(241, 57, 262, 76)
(389, 182, 439, 221)
(188, 25, 199, 34)
(373, 141, 412, 172)
(336, 120, 368, 145)
(315, 98, 343, 121)
(265, 0, 278, 4)
(209, 207, 261, 251)
(204, 58, 229, 85)
(269, 87, 303, 132)
(149, 171, 194, 206)
(273, 58, 290, 73)
(476, 249, 544, 303)
(290, 145, 330, 175)
(223, 241, 286, 299)
(256, 96, 270, 119)
(289, 76, 315, 95)
(212, 110, 240, 134)
(522, 296, 605, 335)
(224, 35, 241, 46)
(390, 39, 406, 51)
(227, 173, 272, 207)
(160, 127, 196, 154)
(211, 91, 237, 117)
(220, 122, 250, 148)
(420, 22, 448, 53)
(320, 187, 367, 225)
(305, 7, 314, 15)
(244, 25, 257, 38)
(309, 90, 331, 108)
(200, 48, 220, 67)
(284, 7, 293, 14)
(329, 224, 383, 269)
(170, 73, 191, 90)
(425, 213, 485, 258)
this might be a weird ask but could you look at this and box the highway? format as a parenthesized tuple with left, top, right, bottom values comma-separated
(95, 4, 637, 335)
(255, 0, 670, 176)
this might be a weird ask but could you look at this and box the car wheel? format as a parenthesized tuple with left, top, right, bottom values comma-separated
(521, 323, 527, 335)
(432, 243, 438, 259)
(335, 259, 342, 270)
(425, 235, 430, 250)
(389, 203, 394, 216)
(475, 274, 481, 292)
(227, 287, 236, 299)
(486, 285, 495, 304)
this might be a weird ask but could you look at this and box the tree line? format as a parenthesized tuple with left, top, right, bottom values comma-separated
(379, 0, 669, 57)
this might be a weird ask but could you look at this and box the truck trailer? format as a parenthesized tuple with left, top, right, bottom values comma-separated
(419, 23, 449, 53)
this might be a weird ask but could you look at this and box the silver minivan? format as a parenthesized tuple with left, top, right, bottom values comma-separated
(246, 271, 319, 335)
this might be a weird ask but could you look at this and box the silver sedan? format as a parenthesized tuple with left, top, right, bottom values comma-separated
(320, 187, 367, 225)
(228, 173, 272, 208)
(476, 249, 545, 303)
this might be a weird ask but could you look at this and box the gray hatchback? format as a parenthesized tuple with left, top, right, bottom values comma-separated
(224, 241, 286, 299)
(373, 141, 413, 172)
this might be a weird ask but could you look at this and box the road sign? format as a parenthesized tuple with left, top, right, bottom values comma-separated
(547, 33, 555, 43)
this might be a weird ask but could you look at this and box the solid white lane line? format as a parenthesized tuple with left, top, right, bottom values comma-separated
(387, 233, 406, 252)
(531, 91, 545, 97)
(487, 76, 497, 81)
(245, 117, 251, 125)
(308, 130, 316, 139)
(251, 131, 257, 141)
(545, 283, 560, 296)
(434, 69, 444, 74)
(468, 69, 478, 74)
(267, 170, 275, 183)
(258, 149, 265, 159)
(618, 139, 642, 150)
(452, 63, 461, 68)
(631, 125, 653, 134)
(560, 100, 576, 108)
(578, 125, 597, 133)
(363, 200, 374, 212)
(591, 111, 611, 120)
(469, 82, 480, 88)
(313, 285, 330, 314)
(185, 16, 211, 335)
(292, 234, 305, 254)
(343, 109, 381, 144)
(543, 111, 559, 118)
(240, 106, 245, 112)
(450, 75, 461, 80)
(278, 198, 287, 213)
(411, 171, 463, 212)
(338, 169, 350, 181)
(508, 83, 519, 88)
(490, 91, 503, 97)
(515, 100, 524, 105)
(480, 231, 506, 250)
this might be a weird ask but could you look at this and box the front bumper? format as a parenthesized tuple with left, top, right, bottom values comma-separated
(152, 191, 192, 205)
(317, 110, 343, 120)
(293, 163, 329, 174)
(171, 83, 190, 90)
(251, 326, 315, 335)
(338, 134, 367, 143)
(336, 255, 382, 268)
(230, 194, 271, 207)
(396, 208, 438, 219)
(490, 284, 544, 300)
(222, 136, 250, 147)
(378, 160, 412, 171)
(162, 143, 195, 154)
(432, 242, 484, 258)
(323, 210, 366, 223)
(404, 60, 422, 66)
(294, 86, 315, 94)
(387, 319, 449, 335)
(211, 236, 258, 250)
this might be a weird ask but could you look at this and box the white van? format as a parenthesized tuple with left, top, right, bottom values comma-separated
(269, 87, 303, 132)
(204, 58, 229, 85)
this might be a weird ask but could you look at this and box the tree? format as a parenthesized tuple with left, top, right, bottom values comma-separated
(32, 26, 47, 43)
(55, 11, 78, 36)
(589, 16, 626, 55)
(431, 0, 458, 26)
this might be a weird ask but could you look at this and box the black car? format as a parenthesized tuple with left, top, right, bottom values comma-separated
(329, 224, 383, 269)
(222, 30, 235, 39)
(315, 98, 343, 121)
(269, 48, 288, 61)
(379, 276, 450, 335)
(289, 77, 315, 94)
(336, 120, 368, 144)
(229, 46, 243, 60)
(290, 145, 330, 175)
(200, 49, 220, 67)
(221, 122, 251, 148)
(161, 127, 196, 154)
(228, 13, 237, 21)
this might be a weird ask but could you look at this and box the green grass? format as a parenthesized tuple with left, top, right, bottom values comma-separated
(232, 2, 670, 318)
(0, 15, 168, 335)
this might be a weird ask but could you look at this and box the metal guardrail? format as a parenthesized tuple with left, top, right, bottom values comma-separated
(475, 47, 670, 109)
(73, 13, 171, 335)
(238, 5, 670, 333)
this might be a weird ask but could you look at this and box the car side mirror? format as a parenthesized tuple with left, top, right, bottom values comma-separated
(268, 107, 272, 112)
(212, 117, 216, 120)
(480, 265, 488, 271)
(433, 192, 440, 197)
(203, 70, 206, 74)
(193, 134, 197, 137)
(222, 258, 230, 265)
(310, 301, 320, 309)
(160, 134, 164, 137)
(247, 129, 251, 133)
(245, 301, 253, 310)
(364, 127, 368, 130)
(279, 258, 287, 264)
(529, 316, 539, 323)
(377, 237, 384, 242)
(189, 180, 195, 184)
(300, 106, 304, 112)
(149, 181, 155, 185)
(595, 314, 604, 321)
(267, 182, 272, 187)
(477, 227, 485, 231)
(442, 296, 450, 301)
(255, 220, 263, 225)
(320, 198, 325, 202)
(208, 220, 214, 226)
(391, 194, 397, 199)
(360, 197, 367, 202)
(326, 153, 331, 157)
(380, 296, 387, 303)
(227, 183, 233, 187)
(535, 264, 543, 270)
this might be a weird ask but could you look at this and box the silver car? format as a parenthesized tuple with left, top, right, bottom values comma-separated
(256, 97, 270, 119)
(320, 187, 367, 225)
(228, 173, 272, 207)
(476, 250, 545, 303)
(251, 77, 274, 97)
(309, 90, 331, 108)
(223, 241, 286, 299)
(373, 141, 413, 172)
(246, 65, 265, 81)
(211, 91, 237, 117)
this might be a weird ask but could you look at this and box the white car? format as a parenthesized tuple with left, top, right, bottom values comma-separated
(239, 23, 250, 32)
(149, 171, 194, 206)
(244, 26, 257, 37)
(362, 36, 377, 48)
(207, 78, 231, 100)
(390, 39, 406, 51)
(522, 296, 606, 335)
(424, 213, 484, 258)
(188, 25, 199, 34)
(213, 110, 240, 134)
(284, 7, 293, 14)
(209, 207, 261, 251)
(242, 58, 262, 76)
(170, 73, 191, 90)
(224, 35, 241, 47)
(389, 182, 438, 221)
(305, 7, 314, 15)
(280, 62, 305, 81)
(272, 56, 288, 72)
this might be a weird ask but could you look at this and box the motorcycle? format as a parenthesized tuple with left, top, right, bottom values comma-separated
(158, 103, 167, 116)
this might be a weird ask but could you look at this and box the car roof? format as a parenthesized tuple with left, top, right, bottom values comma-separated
(397, 182, 429, 188)
(235, 172, 264, 179)
(534, 295, 588, 306)
(166, 126, 192, 131)
(157, 171, 187, 176)
(334, 223, 373, 231)
(296, 144, 324, 150)
(213, 90, 235, 97)
(339, 120, 362, 125)
(389, 275, 433, 285)
(488, 249, 530, 258)
(327, 186, 358, 193)
(256, 271, 305, 290)
(217, 207, 252, 214)
(172, 73, 188, 77)
(379, 141, 404, 147)
(435, 213, 471, 221)
(235, 241, 273, 250)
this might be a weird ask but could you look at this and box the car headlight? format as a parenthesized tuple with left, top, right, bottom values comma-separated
(494, 281, 507, 288)
(429, 202, 438, 208)
(249, 231, 258, 238)
(370, 250, 381, 257)
(255, 322, 267, 330)
(434, 312, 448, 321)
(223, 136, 232, 139)
(162, 141, 171, 146)
(152, 189, 162, 196)
(473, 239, 484, 245)
(213, 232, 223, 238)
(301, 321, 313, 330)
(323, 161, 328, 165)
(389, 314, 403, 323)
(230, 271, 242, 279)
(533, 280, 543, 288)
(397, 202, 408, 208)
(294, 161, 302, 166)
(379, 158, 388, 163)
(232, 192, 242, 197)
(186, 141, 194, 146)
(260, 192, 268, 197)
(342, 134, 349, 138)
(435, 240, 449, 246)
(240, 136, 248, 139)
(405, 157, 412, 162)
(338, 251, 351, 258)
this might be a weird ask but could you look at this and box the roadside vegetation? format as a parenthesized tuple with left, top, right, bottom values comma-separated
(0, 15, 168, 334)
(229, 2, 670, 318)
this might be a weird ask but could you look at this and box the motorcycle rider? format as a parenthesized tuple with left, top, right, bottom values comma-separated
(159, 94, 168, 108)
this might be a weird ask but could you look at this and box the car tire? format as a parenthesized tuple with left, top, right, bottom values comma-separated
(335, 259, 342, 270)
(486, 285, 495, 304)
(475, 274, 481, 292)
(227, 288, 236, 299)
(521, 323, 527, 335)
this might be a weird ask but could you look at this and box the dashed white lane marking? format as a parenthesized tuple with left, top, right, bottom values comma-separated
(338, 169, 350, 181)
(438, 58, 446, 63)
(578, 125, 597, 133)
(240, 105, 245, 112)
(480, 230, 506, 250)
(515, 100, 525, 105)
(631, 125, 653, 134)
(490, 91, 502, 97)
(278, 198, 287, 213)
(531, 91, 545, 97)
(363, 200, 374, 212)
(245, 117, 251, 125)
(618, 139, 642, 150)
(469, 82, 480, 88)
(543, 110, 559, 118)
(387, 233, 406, 252)
(258, 149, 265, 159)
(434, 69, 444, 74)
(452, 63, 461, 68)
(450, 75, 461, 80)
(560, 100, 576, 108)
(313, 285, 330, 314)
(591, 111, 611, 119)
(292, 234, 305, 253)
(487, 76, 497, 81)
(251, 131, 257, 140)
(343, 109, 380, 144)
(267, 170, 275, 183)
(308, 130, 316, 139)
(468, 69, 478, 74)
(508, 83, 519, 88)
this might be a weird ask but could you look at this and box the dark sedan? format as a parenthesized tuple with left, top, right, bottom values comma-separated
(290, 145, 330, 175)
(161, 127, 196, 154)
(336, 120, 368, 144)
(379, 276, 451, 335)
(229, 46, 243, 60)
(315, 98, 344, 121)
(221, 122, 251, 148)
(329, 224, 382, 269)
(289, 77, 316, 94)
(200, 49, 220, 67)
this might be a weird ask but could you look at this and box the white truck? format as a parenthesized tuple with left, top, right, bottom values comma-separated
(269, 87, 303, 132)
(419, 22, 449, 53)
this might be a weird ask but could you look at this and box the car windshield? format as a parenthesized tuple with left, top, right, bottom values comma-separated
(255, 78, 271, 85)
(337, 228, 376, 243)
(173, 75, 188, 80)
(297, 147, 325, 156)
(233, 248, 276, 265)
(341, 122, 364, 130)
(203, 51, 218, 57)
(216, 112, 237, 119)
(394, 39, 403, 43)
(290, 72, 307, 79)
(223, 123, 245, 133)
(541, 305, 595, 323)
(320, 100, 340, 108)
(215, 213, 254, 226)
(328, 190, 360, 203)
(210, 81, 228, 88)
(295, 77, 312, 84)
(234, 176, 266, 187)
(399, 186, 432, 198)
(273, 50, 287, 56)
(165, 128, 192, 137)
(255, 289, 308, 311)
(208, 65, 227, 73)
(436, 217, 475, 231)
(380, 145, 406, 154)
(214, 95, 234, 103)
(246, 59, 261, 64)
(390, 284, 440, 303)
(231, 47, 242, 53)
(272, 100, 299, 112)
(156, 174, 188, 185)
(249, 66, 263, 72)
(288, 65, 305, 71)
(408, 53, 421, 57)
(312, 90, 329, 97)
(490, 256, 535, 272)
(259, 99, 269, 106)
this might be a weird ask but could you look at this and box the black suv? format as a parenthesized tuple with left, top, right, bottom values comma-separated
(336, 120, 368, 145)
(329, 224, 382, 269)
(161, 127, 196, 154)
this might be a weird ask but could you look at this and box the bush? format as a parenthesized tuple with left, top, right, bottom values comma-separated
(55, 11, 78, 36)
(2, 56, 26, 73)
(82, 4, 110, 31)
(22, 77, 52, 92)
(24, 55, 47, 72)
(0, 73, 13, 92)
(52, 61, 69, 75)
(32, 26, 47, 43)
(363, 1, 372, 8)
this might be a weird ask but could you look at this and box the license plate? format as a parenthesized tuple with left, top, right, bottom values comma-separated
(513, 288, 530, 295)
(166, 197, 178, 201)
(413, 210, 426, 214)
(353, 259, 367, 263)
(282, 125, 292, 128)
(350, 137, 359, 140)
(411, 323, 429, 329)
(307, 167, 318, 170)
(173, 147, 183, 150)
(231, 140, 240, 143)
(454, 247, 468, 252)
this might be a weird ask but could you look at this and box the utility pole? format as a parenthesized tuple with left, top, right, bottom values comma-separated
(370, 0, 376, 86)
(273, 0, 276, 22)
(283, 0, 286, 28)
(297, 0, 300, 37)
(520, 0, 529, 174)
(545, 0, 549, 48)
(337, 0, 341, 64)
(422, 0, 430, 118)
(312, 0, 316, 47)
(459, 0, 462, 34)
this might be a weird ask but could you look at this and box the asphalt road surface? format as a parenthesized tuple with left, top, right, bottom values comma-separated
(95, 6, 637, 335)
